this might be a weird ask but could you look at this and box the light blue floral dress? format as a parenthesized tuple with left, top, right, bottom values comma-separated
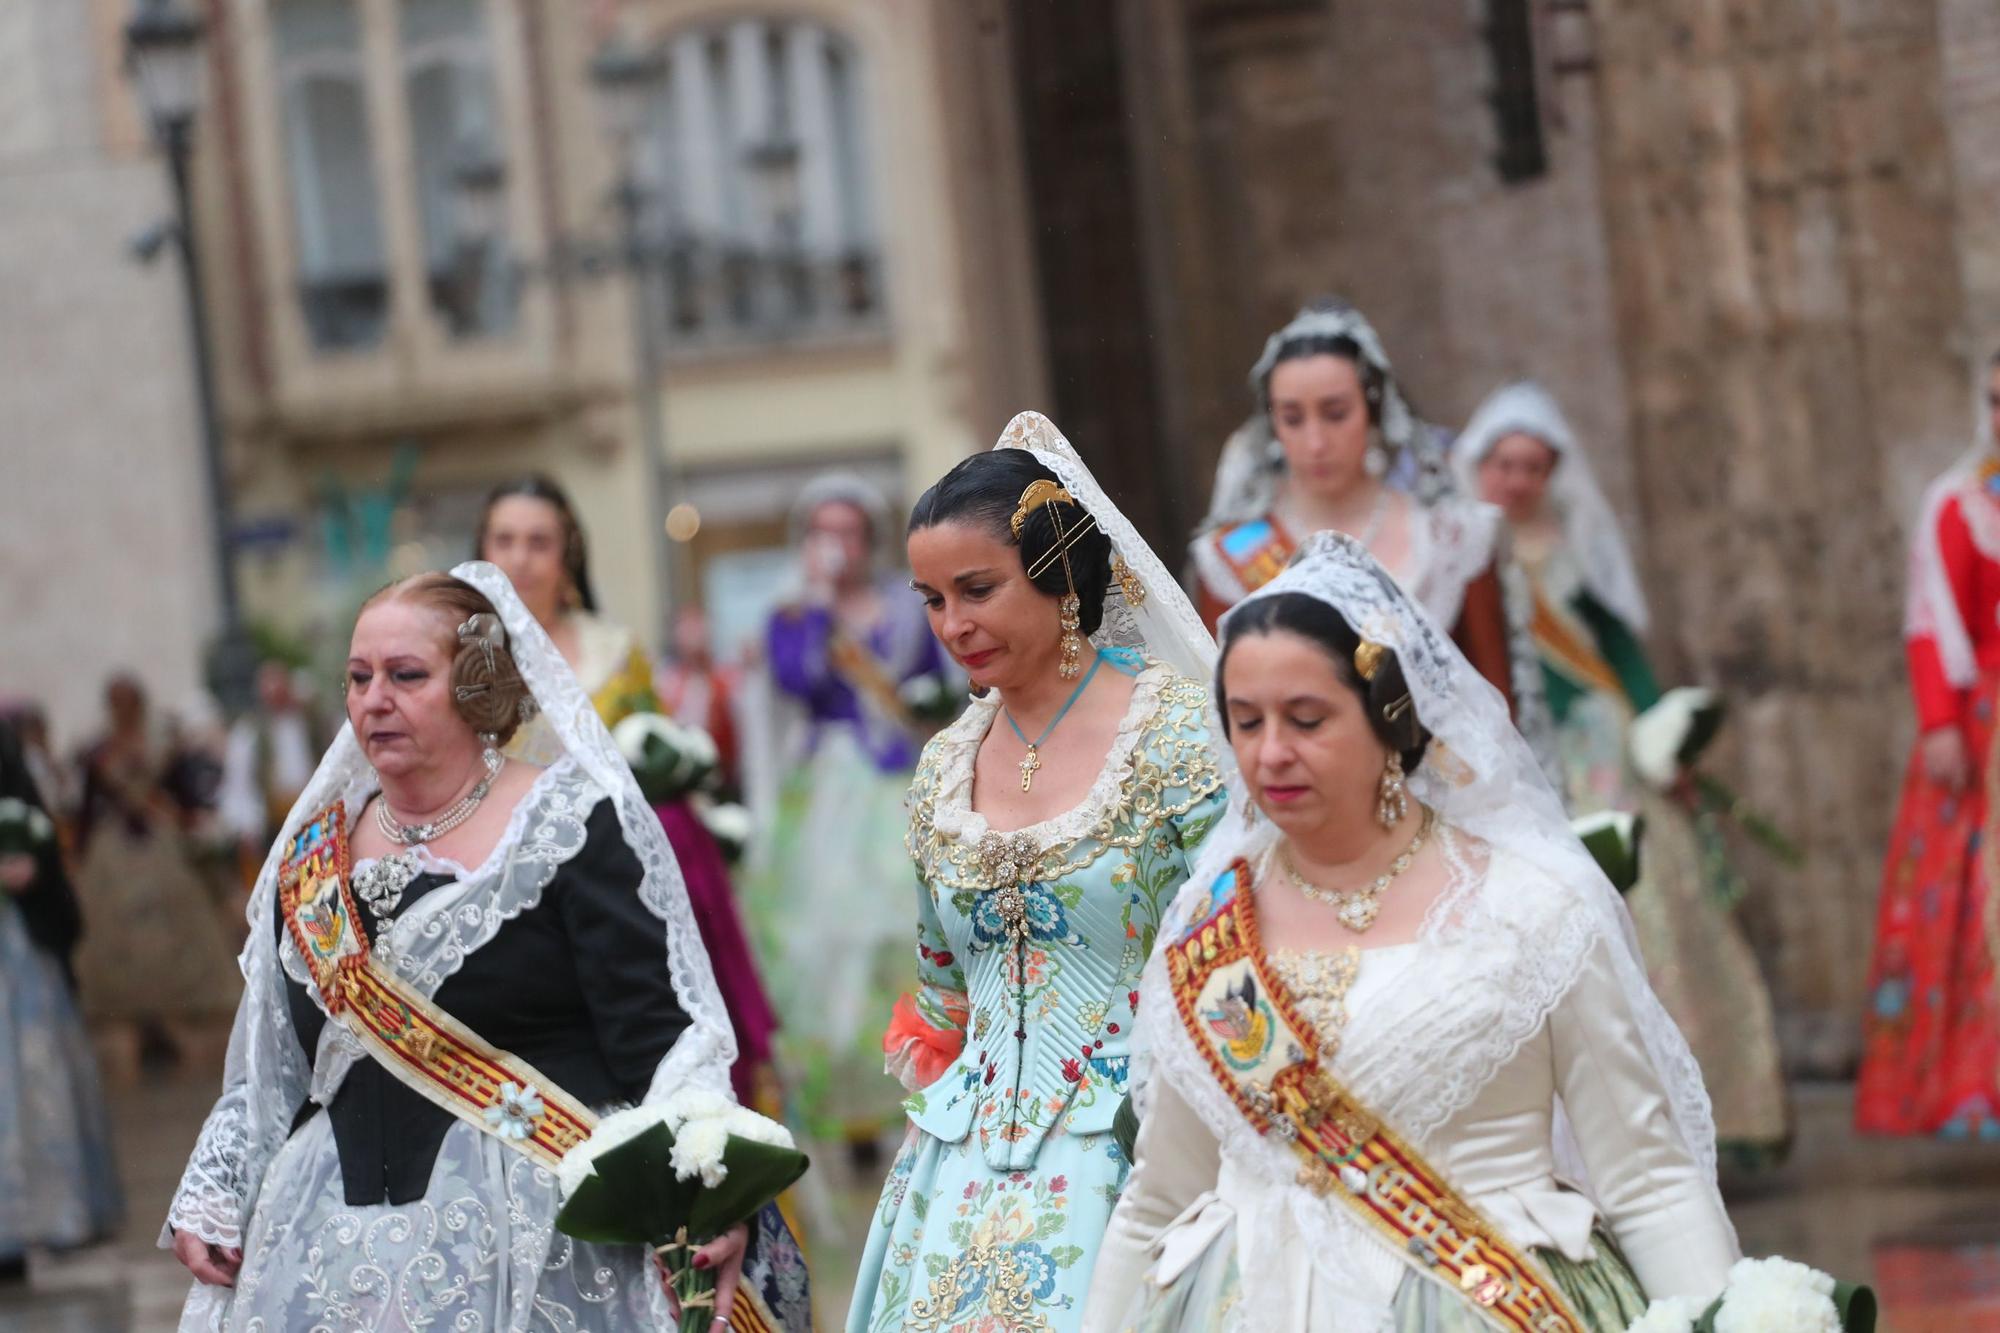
(848, 652, 1225, 1333)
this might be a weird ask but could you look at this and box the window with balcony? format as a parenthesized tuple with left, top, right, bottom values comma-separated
(400, 0, 515, 338)
(638, 18, 883, 351)
(274, 0, 390, 350)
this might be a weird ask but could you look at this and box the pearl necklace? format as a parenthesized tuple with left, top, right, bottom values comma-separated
(1276, 806, 1435, 933)
(374, 750, 503, 847)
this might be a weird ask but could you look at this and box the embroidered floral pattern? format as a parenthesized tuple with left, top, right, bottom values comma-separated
(853, 663, 1226, 1331)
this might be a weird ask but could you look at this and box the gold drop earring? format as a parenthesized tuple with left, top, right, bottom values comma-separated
(1376, 751, 1408, 829)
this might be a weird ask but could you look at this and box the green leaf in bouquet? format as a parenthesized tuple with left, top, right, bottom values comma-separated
(1833, 1282, 1876, 1332)
(684, 1136, 810, 1240)
(1676, 693, 1727, 769)
(1572, 811, 1645, 895)
(1112, 1093, 1140, 1165)
(553, 1122, 696, 1245)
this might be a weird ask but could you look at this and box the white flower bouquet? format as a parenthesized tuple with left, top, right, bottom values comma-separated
(554, 1088, 809, 1333)
(694, 798, 753, 864)
(0, 796, 56, 857)
(1630, 1257, 1876, 1332)
(1628, 687, 1802, 867)
(612, 712, 721, 804)
(899, 672, 963, 726)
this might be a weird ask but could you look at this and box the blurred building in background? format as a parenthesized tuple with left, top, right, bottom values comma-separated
(1, 0, 219, 739)
(185, 0, 1045, 662)
(7, 0, 2000, 1066)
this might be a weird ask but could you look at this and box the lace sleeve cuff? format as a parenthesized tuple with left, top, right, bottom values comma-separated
(162, 1094, 252, 1249)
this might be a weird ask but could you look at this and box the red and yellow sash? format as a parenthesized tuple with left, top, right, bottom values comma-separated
(1211, 516, 1298, 597)
(278, 802, 784, 1333)
(1166, 861, 1587, 1333)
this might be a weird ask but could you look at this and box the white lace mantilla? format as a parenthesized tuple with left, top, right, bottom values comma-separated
(163, 560, 736, 1331)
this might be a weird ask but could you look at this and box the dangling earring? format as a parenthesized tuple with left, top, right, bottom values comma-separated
(1363, 441, 1389, 480)
(1376, 751, 1407, 829)
(1058, 593, 1084, 680)
(479, 732, 502, 774)
(1243, 793, 1260, 827)
(1010, 478, 1098, 683)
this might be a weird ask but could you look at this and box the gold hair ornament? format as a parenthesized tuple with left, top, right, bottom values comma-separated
(1012, 479, 1095, 679)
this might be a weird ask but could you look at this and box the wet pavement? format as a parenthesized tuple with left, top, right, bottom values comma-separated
(3, 1070, 1996, 1331)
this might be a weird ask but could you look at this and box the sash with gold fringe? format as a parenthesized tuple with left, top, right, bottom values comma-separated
(278, 801, 784, 1333)
(1165, 860, 1588, 1333)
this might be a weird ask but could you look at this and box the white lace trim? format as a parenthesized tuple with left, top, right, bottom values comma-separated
(924, 659, 1176, 850)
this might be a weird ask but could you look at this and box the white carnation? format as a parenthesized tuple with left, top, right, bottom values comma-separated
(0, 797, 26, 823)
(721, 1105, 797, 1151)
(1626, 1296, 1702, 1333)
(680, 724, 719, 769)
(670, 1117, 731, 1188)
(557, 1104, 669, 1200)
(700, 802, 753, 846)
(1628, 686, 1717, 789)
(611, 712, 682, 767)
(25, 808, 52, 841)
(658, 1085, 735, 1133)
(1713, 1257, 1839, 1333)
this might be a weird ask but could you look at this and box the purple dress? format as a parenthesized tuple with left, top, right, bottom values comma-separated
(748, 583, 949, 1139)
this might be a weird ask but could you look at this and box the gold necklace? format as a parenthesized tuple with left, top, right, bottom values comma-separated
(1277, 806, 1435, 932)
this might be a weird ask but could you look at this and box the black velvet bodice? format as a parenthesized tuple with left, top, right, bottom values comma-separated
(280, 798, 690, 1205)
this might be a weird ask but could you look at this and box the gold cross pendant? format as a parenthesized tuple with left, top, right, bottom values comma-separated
(1019, 746, 1042, 792)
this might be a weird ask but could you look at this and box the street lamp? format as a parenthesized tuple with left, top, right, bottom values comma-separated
(125, 0, 259, 713)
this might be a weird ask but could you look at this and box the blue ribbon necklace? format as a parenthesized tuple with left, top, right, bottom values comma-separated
(1002, 649, 1105, 792)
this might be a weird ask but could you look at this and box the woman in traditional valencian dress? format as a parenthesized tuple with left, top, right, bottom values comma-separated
(745, 473, 953, 1148)
(1086, 531, 1747, 1332)
(72, 673, 240, 1078)
(478, 474, 778, 1104)
(1188, 302, 1521, 715)
(1455, 381, 1788, 1163)
(1859, 350, 2000, 1138)
(849, 412, 1227, 1333)
(0, 718, 123, 1284)
(163, 567, 810, 1331)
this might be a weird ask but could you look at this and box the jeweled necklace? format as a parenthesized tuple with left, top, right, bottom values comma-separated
(1277, 805, 1435, 933)
(1000, 650, 1104, 792)
(374, 749, 504, 847)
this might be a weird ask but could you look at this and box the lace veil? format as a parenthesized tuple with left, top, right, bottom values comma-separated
(1198, 302, 1446, 534)
(1452, 380, 1651, 635)
(164, 561, 734, 1322)
(1135, 531, 1728, 1327)
(995, 411, 1217, 681)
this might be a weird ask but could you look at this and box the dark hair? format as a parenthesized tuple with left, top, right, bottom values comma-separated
(475, 474, 597, 612)
(907, 449, 1114, 637)
(1259, 332, 1387, 427)
(364, 574, 535, 745)
(1216, 592, 1430, 773)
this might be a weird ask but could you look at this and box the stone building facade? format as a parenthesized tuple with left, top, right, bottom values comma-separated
(992, 0, 2000, 1070)
(0, 0, 218, 743)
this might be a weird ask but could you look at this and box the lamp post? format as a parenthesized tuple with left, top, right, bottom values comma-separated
(125, 0, 259, 713)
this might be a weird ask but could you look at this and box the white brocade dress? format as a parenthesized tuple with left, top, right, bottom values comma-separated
(1085, 836, 1740, 1332)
